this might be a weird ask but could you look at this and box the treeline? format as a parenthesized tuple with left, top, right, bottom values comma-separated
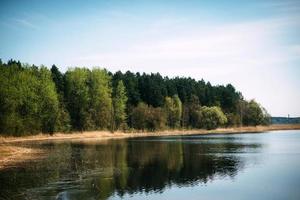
(0, 60, 270, 136)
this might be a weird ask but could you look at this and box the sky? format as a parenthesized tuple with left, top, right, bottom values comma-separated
(0, 0, 299, 117)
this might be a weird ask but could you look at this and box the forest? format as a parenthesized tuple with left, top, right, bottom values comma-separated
(0, 59, 270, 136)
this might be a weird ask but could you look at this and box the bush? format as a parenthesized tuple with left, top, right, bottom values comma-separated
(242, 100, 270, 126)
(200, 106, 227, 130)
(131, 103, 166, 131)
(226, 113, 241, 127)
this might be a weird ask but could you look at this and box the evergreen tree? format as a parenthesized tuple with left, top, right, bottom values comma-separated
(0, 59, 271, 135)
(50, 65, 64, 94)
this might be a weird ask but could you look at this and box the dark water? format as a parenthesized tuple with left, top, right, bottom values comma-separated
(1, 130, 300, 200)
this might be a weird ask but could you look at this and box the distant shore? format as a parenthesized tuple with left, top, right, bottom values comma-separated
(1, 124, 300, 170)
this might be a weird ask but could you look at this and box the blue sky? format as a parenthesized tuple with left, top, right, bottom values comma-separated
(0, 0, 299, 116)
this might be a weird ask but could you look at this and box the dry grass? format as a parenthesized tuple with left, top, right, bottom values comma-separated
(0, 145, 44, 170)
(0, 124, 299, 170)
(1, 124, 300, 144)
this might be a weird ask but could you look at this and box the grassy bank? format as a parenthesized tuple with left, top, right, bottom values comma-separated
(1, 124, 300, 170)
(1, 124, 300, 144)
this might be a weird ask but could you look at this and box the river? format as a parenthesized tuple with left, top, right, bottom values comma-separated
(0, 130, 300, 200)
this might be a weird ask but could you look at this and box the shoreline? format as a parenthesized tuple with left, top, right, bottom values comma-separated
(1, 124, 300, 170)
(1, 124, 300, 144)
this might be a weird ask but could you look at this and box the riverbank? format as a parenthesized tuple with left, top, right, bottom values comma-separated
(1, 124, 300, 169)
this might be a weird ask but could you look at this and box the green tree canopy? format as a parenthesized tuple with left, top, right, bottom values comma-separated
(0, 63, 60, 135)
(242, 100, 270, 126)
(131, 102, 166, 131)
(199, 106, 228, 130)
(0, 59, 271, 135)
(113, 80, 128, 131)
(164, 95, 182, 128)
(65, 68, 91, 130)
(89, 68, 113, 129)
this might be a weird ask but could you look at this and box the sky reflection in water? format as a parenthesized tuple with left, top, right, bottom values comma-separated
(1, 130, 300, 200)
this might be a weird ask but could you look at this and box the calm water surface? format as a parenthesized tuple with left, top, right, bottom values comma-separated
(1, 130, 300, 200)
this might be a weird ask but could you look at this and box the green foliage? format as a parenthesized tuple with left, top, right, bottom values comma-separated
(0, 59, 271, 135)
(164, 95, 182, 128)
(138, 73, 167, 107)
(0, 63, 60, 135)
(113, 80, 128, 130)
(181, 95, 202, 128)
(65, 68, 113, 130)
(131, 103, 166, 131)
(189, 108, 202, 129)
(131, 103, 148, 130)
(37, 66, 60, 133)
(113, 71, 140, 106)
(51, 65, 64, 94)
(65, 68, 91, 130)
(199, 106, 228, 130)
(261, 107, 271, 125)
(50, 65, 71, 132)
(242, 100, 270, 126)
(147, 106, 166, 131)
(214, 84, 241, 113)
(226, 113, 242, 127)
(89, 68, 113, 129)
(55, 102, 71, 132)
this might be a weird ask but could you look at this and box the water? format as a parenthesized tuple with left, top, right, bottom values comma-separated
(1, 130, 300, 200)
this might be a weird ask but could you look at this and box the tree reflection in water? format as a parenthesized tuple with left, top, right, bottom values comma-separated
(0, 135, 262, 200)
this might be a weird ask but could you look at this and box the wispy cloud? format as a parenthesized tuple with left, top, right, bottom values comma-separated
(13, 18, 39, 30)
(73, 16, 300, 117)
(1, 0, 299, 116)
(76, 17, 294, 70)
